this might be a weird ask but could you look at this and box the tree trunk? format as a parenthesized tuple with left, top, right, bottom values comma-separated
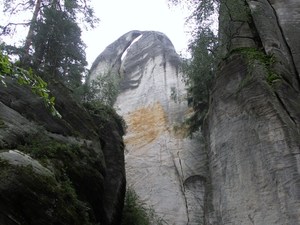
(22, 0, 41, 64)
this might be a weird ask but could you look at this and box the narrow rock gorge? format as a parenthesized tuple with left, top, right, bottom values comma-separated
(89, 0, 300, 224)
(0, 0, 299, 224)
(89, 30, 207, 225)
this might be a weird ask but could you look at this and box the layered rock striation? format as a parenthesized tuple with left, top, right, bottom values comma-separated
(90, 1, 300, 223)
(205, 0, 300, 224)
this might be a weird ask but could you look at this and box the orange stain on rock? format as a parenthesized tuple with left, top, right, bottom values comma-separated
(124, 102, 168, 147)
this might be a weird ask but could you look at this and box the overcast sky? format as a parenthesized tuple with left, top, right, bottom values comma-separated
(82, 0, 191, 67)
(0, 0, 191, 68)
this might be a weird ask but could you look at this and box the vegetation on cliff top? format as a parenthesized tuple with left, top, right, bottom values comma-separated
(0, 50, 60, 117)
(169, 0, 219, 133)
(170, 0, 278, 133)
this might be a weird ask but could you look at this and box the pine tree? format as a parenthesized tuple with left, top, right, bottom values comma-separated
(169, 0, 219, 132)
(1, 0, 99, 89)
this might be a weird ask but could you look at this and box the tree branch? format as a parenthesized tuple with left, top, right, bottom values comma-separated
(1, 22, 30, 35)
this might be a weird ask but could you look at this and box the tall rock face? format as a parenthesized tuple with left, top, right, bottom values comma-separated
(90, 3, 300, 223)
(205, 0, 300, 224)
(0, 79, 125, 225)
(90, 31, 207, 225)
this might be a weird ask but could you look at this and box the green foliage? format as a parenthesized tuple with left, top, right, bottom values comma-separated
(169, 0, 219, 133)
(1, 0, 99, 90)
(230, 47, 275, 65)
(0, 117, 7, 128)
(0, 50, 61, 117)
(122, 188, 165, 225)
(31, 7, 88, 89)
(75, 71, 126, 133)
(122, 188, 150, 225)
(266, 71, 281, 85)
(1, 0, 99, 35)
(0, 158, 9, 167)
(182, 27, 218, 133)
(230, 47, 281, 86)
(84, 71, 121, 106)
(17, 135, 81, 163)
(170, 86, 185, 104)
(170, 86, 178, 103)
(83, 101, 127, 134)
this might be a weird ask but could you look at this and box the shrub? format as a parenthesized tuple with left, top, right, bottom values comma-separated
(121, 188, 165, 225)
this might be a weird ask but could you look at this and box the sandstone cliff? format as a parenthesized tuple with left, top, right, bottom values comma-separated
(0, 79, 125, 225)
(90, 0, 300, 223)
(205, 0, 300, 224)
(90, 31, 206, 225)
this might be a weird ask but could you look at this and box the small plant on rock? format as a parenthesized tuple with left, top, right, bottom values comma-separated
(122, 188, 166, 225)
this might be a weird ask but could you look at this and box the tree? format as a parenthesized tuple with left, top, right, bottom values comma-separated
(1, 0, 99, 89)
(183, 28, 218, 132)
(81, 71, 120, 107)
(169, 0, 219, 132)
(31, 6, 87, 89)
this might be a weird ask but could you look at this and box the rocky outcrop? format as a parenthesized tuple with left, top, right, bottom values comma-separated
(90, 31, 206, 225)
(89, 1, 300, 223)
(0, 78, 125, 225)
(204, 0, 300, 224)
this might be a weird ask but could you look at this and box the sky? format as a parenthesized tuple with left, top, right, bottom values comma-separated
(0, 0, 192, 68)
(82, 0, 191, 67)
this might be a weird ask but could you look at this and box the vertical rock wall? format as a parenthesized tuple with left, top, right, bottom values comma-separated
(90, 2, 300, 223)
(90, 31, 207, 225)
(205, 0, 300, 224)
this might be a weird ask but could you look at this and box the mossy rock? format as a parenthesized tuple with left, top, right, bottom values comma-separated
(16, 134, 106, 223)
(0, 157, 92, 225)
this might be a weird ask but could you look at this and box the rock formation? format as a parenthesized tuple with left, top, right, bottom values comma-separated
(205, 0, 300, 224)
(0, 79, 125, 225)
(90, 31, 206, 225)
(90, 0, 300, 223)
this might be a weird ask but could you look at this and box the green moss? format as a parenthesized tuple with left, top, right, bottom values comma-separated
(0, 118, 7, 128)
(18, 135, 80, 164)
(230, 47, 274, 65)
(15, 133, 105, 224)
(266, 71, 281, 85)
(0, 161, 92, 225)
(83, 101, 127, 133)
(229, 47, 281, 87)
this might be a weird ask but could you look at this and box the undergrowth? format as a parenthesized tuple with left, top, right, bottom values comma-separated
(122, 188, 166, 225)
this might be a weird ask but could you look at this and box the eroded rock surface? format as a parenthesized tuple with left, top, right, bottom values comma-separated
(90, 31, 206, 225)
(0, 78, 125, 225)
(90, 1, 300, 223)
(204, 1, 300, 224)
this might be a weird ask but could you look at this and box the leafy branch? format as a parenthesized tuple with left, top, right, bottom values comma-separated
(0, 51, 61, 117)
